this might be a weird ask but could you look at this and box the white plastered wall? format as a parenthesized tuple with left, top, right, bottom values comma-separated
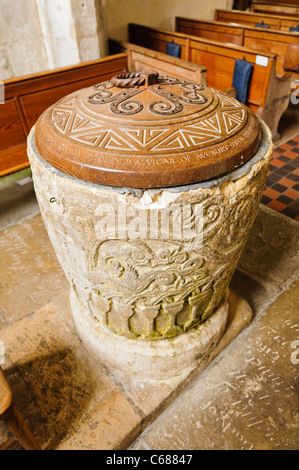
(104, 0, 234, 42)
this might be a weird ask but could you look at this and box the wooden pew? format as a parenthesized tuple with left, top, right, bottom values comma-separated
(175, 17, 299, 77)
(128, 23, 293, 140)
(109, 40, 207, 85)
(1, 49, 207, 177)
(215, 8, 299, 32)
(0, 54, 127, 176)
(251, 1, 299, 17)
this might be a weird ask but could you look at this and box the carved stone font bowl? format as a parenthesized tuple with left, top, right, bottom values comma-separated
(28, 72, 273, 379)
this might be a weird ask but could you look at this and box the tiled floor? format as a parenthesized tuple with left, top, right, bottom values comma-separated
(262, 136, 299, 221)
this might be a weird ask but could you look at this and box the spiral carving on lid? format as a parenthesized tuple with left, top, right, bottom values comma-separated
(87, 74, 209, 116)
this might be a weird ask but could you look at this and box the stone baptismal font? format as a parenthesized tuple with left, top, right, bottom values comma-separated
(27, 71, 273, 380)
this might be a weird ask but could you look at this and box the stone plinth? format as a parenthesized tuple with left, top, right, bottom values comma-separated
(27, 120, 273, 380)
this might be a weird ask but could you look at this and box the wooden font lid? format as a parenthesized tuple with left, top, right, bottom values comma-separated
(35, 71, 261, 188)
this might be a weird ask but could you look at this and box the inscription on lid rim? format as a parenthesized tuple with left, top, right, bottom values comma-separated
(34, 71, 261, 188)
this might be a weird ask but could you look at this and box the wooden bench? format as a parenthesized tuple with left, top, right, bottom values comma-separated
(0, 54, 127, 177)
(1, 48, 208, 177)
(215, 8, 299, 32)
(175, 17, 299, 77)
(109, 40, 207, 85)
(128, 23, 293, 140)
(251, 1, 299, 17)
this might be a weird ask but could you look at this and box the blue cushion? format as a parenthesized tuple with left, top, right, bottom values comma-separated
(166, 41, 181, 58)
(232, 58, 253, 104)
(290, 25, 299, 32)
(255, 21, 270, 29)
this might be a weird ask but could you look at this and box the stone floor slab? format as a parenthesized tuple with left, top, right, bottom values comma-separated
(0, 191, 298, 450)
(0, 289, 252, 450)
(129, 281, 299, 450)
(238, 205, 299, 291)
(0, 302, 142, 450)
(0, 214, 68, 324)
(0, 169, 39, 231)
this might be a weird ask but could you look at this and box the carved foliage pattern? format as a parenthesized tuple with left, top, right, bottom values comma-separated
(30, 150, 269, 340)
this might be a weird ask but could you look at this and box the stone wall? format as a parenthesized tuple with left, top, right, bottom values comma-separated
(0, 0, 108, 79)
(0, 0, 232, 79)
(104, 0, 234, 42)
(0, 0, 48, 79)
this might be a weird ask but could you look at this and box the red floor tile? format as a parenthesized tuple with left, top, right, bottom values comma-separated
(270, 159, 285, 168)
(283, 151, 298, 159)
(261, 135, 299, 221)
(267, 200, 287, 212)
(278, 177, 296, 188)
(284, 188, 299, 200)
(280, 143, 293, 150)
(263, 187, 282, 199)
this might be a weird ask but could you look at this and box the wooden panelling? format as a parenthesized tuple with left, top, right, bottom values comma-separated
(175, 18, 243, 45)
(251, 1, 299, 17)
(215, 8, 299, 31)
(127, 27, 189, 60)
(0, 99, 26, 151)
(176, 17, 299, 76)
(0, 144, 28, 177)
(129, 23, 277, 107)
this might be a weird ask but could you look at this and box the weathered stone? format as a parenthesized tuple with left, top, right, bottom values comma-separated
(131, 281, 299, 450)
(0, 0, 108, 79)
(0, 214, 68, 324)
(238, 204, 299, 289)
(0, 302, 142, 450)
(27, 117, 272, 379)
(0, 0, 48, 77)
(0, 288, 253, 450)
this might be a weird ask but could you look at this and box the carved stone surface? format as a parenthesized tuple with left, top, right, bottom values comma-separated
(27, 120, 273, 348)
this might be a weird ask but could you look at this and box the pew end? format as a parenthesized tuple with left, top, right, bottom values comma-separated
(283, 43, 299, 74)
(128, 22, 294, 142)
(256, 68, 294, 142)
(109, 39, 207, 85)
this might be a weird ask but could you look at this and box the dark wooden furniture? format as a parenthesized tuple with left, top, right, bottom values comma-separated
(0, 366, 40, 450)
(128, 23, 293, 140)
(175, 17, 299, 77)
(215, 8, 299, 31)
(251, 1, 299, 17)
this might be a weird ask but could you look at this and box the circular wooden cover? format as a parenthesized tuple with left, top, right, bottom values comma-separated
(35, 71, 261, 188)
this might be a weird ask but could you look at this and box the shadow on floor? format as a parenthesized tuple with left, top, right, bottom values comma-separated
(2, 348, 97, 450)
